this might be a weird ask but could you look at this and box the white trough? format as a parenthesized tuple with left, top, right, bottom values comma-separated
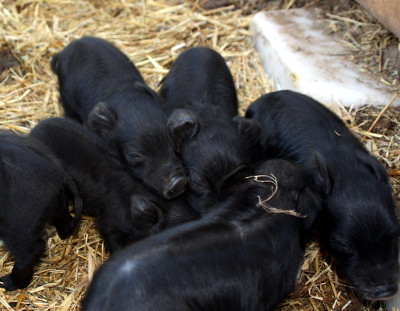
(250, 8, 400, 108)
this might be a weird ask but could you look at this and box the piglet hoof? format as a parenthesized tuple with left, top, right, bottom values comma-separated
(0, 275, 21, 291)
(55, 217, 77, 240)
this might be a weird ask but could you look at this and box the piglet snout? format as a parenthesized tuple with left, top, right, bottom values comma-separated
(164, 174, 187, 199)
(364, 284, 398, 301)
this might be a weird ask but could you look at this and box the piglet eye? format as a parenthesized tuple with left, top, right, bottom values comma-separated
(128, 151, 141, 159)
(124, 147, 143, 166)
(188, 171, 209, 196)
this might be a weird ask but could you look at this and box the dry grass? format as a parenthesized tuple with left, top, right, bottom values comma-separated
(0, 0, 398, 310)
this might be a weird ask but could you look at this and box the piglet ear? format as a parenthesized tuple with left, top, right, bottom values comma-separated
(167, 109, 199, 153)
(88, 102, 118, 139)
(307, 151, 332, 196)
(130, 195, 164, 233)
(297, 188, 322, 230)
(232, 116, 261, 148)
(355, 150, 388, 181)
(50, 53, 59, 73)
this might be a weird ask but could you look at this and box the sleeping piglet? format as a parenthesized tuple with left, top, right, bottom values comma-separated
(159, 47, 260, 212)
(245, 90, 400, 301)
(30, 117, 200, 254)
(81, 158, 322, 311)
(51, 36, 195, 199)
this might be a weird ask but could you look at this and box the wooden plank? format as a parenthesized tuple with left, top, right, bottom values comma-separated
(356, 0, 400, 38)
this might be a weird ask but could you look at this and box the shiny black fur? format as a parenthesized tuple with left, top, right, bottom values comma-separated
(159, 47, 260, 212)
(0, 131, 82, 291)
(81, 159, 322, 311)
(30, 118, 200, 254)
(246, 90, 400, 300)
(51, 36, 193, 199)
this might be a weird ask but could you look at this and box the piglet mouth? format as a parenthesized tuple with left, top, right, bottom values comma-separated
(362, 284, 398, 301)
(163, 175, 187, 199)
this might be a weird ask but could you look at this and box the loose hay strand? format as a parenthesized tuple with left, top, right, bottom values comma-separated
(257, 195, 306, 218)
(248, 174, 306, 218)
(247, 173, 279, 201)
(361, 92, 398, 142)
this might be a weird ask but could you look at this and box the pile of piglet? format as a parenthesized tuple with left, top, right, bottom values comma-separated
(0, 36, 398, 311)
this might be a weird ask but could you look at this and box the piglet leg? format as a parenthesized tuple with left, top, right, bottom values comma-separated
(0, 236, 45, 291)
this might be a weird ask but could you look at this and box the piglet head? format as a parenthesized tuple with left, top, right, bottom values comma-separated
(122, 137, 187, 200)
(180, 116, 261, 213)
(88, 103, 197, 199)
(324, 150, 400, 300)
(328, 208, 400, 301)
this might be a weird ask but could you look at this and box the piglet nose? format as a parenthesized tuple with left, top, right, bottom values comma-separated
(163, 175, 187, 199)
(366, 284, 398, 301)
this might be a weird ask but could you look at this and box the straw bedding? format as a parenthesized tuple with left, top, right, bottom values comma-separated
(0, 0, 398, 310)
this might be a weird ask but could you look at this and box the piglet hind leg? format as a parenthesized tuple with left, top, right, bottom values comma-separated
(0, 235, 45, 291)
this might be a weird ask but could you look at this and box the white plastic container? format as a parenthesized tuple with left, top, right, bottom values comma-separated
(250, 9, 400, 108)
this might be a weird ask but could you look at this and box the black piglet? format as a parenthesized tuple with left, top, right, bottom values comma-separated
(51, 36, 196, 199)
(159, 47, 260, 212)
(246, 90, 400, 301)
(81, 159, 322, 311)
(30, 117, 200, 254)
(0, 131, 82, 291)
